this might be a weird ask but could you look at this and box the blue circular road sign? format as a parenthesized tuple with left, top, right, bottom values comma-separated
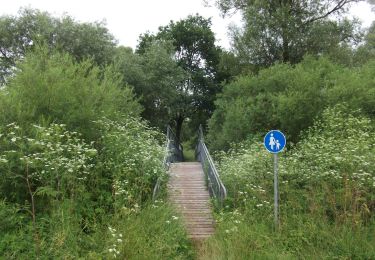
(264, 130, 286, 153)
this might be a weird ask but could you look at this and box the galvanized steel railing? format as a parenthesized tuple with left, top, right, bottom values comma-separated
(195, 125, 227, 206)
(152, 125, 183, 201)
(164, 125, 183, 166)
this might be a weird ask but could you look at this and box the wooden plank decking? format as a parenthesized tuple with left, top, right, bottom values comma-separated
(168, 162, 215, 240)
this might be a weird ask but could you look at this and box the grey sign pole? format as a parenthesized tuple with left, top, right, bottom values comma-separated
(274, 153, 279, 228)
(264, 130, 285, 230)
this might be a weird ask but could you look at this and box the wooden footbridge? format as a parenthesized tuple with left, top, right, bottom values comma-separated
(153, 126, 226, 240)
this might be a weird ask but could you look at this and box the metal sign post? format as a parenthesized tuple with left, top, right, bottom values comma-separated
(264, 130, 286, 229)
(273, 153, 279, 228)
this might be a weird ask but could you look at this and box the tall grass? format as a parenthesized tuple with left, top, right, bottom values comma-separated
(109, 203, 195, 259)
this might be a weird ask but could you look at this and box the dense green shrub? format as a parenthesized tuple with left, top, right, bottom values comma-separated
(208, 56, 375, 151)
(0, 123, 97, 208)
(96, 117, 166, 209)
(0, 47, 141, 140)
(207, 63, 292, 151)
(326, 60, 375, 117)
(217, 105, 375, 219)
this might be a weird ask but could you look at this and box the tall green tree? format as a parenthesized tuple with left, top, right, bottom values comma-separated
(137, 15, 221, 142)
(212, 0, 363, 67)
(0, 8, 117, 84)
(115, 42, 186, 130)
(354, 22, 375, 64)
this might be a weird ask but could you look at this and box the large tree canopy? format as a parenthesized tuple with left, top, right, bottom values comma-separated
(114, 43, 186, 130)
(211, 0, 363, 67)
(0, 8, 117, 84)
(137, 15, 222, 142)
(354, 22, 375, 64)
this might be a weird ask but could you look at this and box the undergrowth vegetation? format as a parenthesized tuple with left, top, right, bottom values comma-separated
(0, 48, 194, 259)
(201, 105, 375, 259)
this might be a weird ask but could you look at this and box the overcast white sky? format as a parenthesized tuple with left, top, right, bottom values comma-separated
(1, 0, 374, 50)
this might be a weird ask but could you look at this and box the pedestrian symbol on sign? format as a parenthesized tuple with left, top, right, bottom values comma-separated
(269, 133, 276, 150)
(264, 130, 286, 154)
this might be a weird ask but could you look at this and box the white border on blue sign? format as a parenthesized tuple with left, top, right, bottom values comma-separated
(263, 130, 286, 154)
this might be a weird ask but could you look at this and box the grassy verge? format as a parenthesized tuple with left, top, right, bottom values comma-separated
(105, 202, 196, 259)
(0, 201, 195, 259)
(200, 214, 375, 259)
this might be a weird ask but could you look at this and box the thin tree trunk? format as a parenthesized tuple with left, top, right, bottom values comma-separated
(25, 163, 40, 257)
(282, 25, 290, 63)
(26, 164, 36, 225)
(282, 39, 289, 63)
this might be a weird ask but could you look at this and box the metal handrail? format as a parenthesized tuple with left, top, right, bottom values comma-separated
(152, 125, 183, 201)
(165, 125, 183, 165)
(195, 125, 227, 207)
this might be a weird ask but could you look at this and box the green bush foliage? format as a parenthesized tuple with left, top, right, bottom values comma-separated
(208, 56, 375, 151)
(0, 47, 141, 140)
(0, 123, 96, 206)
(96, 117, 166, 209)
(202, 105, 375, 258)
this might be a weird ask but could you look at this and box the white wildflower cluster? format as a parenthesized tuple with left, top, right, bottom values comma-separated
(0, 155, 7, 164)
(152, 199, 164, 208)
(0, 123, 97, 195)
(225, 226, 238, 234)
(227, 209, 243, 233)
(107, 226, 123, 258)
(166, 215, 179, 224)
(95, 117, 167, 207)
(255, 200, 270, 208)
(131, 203, 140, 213)
(29, 124, 95, 181)
(113, 179, 129, 196)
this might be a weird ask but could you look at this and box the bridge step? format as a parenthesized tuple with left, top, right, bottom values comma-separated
(168, 162, 215, 240)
